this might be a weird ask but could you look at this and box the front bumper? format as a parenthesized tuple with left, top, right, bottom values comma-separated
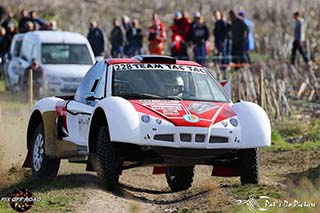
(112, 116, 268, 149)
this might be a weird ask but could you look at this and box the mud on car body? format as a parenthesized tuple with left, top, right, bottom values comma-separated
(23, 55, 271, 191)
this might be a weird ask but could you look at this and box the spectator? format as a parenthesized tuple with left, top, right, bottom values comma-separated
(179, 10, 191, 41)
(1, 12, 17, 33)
(126, 19, 143, 56)
(6, 21, 17, 48)
(110, 18, 124, 58)
(239, 11, 254, 63)
(291, 11, 310, 65)
(188, 12, 209, 65)
(0, 27, 10, 55)
(29, 11, 45, 30)
(87, 20, 105, 57)
(24, 21, 34, 32)
(0, 27, 10, 79)
(213, 10, 230, 65)
(172, 10, 191, 42)
(121, 15, 132, 55)
(148, 13, 166, 55)
(18, 9, 30, 33)
(229, 10, 248, 64)
(170, 25, 188, 60)
(21, 59, 44, 99)
(49, 20, 58, 30)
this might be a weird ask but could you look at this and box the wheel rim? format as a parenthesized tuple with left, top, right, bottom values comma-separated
(33, 132, 44, 172)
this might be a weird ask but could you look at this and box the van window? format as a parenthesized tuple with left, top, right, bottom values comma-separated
(12, 40, 23, 57)
(20, 40, 33, 61)
(41, 43, 93, 65)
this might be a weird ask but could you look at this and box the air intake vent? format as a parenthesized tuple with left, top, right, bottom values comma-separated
(209, 136, 228, 143)
(195, 134, 205, 142)
(132, 55, 176, 64)
(154, 134, 174, 142)
(180, 134, 192, 142)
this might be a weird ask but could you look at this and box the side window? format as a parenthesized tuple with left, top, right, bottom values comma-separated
(20, 40, 33, 61)
(13, 40, 23, 57)
(74, 61, 107, 104)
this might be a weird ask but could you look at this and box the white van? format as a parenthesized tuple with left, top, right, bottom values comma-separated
(4, 31, 95, 95)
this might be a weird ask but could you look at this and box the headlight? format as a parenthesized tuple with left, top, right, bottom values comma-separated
(46, 74, 59, 81)
(221, 121, 228, 127)
(141, 115, 151, 123)
(155, 119, 162, 125)
(230, 118, 238, 127)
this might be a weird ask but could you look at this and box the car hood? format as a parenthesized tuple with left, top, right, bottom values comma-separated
(42, 64, 92, 78)
(129, 100, 236, 127)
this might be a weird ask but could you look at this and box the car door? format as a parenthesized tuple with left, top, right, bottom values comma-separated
(65, 61, 107, 146)
(6, 35, 24, 86)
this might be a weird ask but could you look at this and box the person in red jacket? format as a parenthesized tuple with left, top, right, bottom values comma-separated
(148, 13, 166, 55)
(170, 25, 188, 60)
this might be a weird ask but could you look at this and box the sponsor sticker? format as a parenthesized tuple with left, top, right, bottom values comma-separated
(188, 102, 218, 114)
(182, 114, 200, 123)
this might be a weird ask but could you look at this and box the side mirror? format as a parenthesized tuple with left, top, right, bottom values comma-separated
(220, 80, 231, 99)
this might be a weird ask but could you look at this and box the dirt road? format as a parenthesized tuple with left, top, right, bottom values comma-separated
(0, 95, 319, 212)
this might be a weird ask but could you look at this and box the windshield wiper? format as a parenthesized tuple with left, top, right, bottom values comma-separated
(114, 92, 183, 100)
(114, 92, 165, 99)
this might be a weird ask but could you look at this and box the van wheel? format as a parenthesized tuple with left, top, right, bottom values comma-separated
(31, 123, 60, 178)
(239, 148, 260, 184)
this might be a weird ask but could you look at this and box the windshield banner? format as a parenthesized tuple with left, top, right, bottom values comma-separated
(114, 64, 206, 74)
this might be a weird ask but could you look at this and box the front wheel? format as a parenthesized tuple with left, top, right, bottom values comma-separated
(96, 126, 121, 190)
(239, 148, 260, 184)
(166, 166, 194, 192)
(31, 123, 60, 179)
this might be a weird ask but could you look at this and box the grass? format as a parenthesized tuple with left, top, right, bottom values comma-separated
(265, 118, 320, 152)
(0, 80, 4, 93)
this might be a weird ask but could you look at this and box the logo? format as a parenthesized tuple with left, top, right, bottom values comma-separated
(188, 102, 218, 114)
(182, 114, 200, 123)
(236, 195, 316, 212)
(1, 188, 41, 212)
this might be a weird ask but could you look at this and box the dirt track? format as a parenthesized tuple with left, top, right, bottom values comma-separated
(0, 96, 320, 212)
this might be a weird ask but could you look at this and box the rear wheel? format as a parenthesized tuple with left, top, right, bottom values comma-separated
(165, 166, 194, 191)
(239, 148, 260, 184)
(96, 126, 121, 190)
(31, 123, 60, 179)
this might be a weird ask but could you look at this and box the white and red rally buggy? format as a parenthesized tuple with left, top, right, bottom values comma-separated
(23, 55, 271, 191)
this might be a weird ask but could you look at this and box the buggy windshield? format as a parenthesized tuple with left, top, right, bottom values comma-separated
(112, 64, 229, 102)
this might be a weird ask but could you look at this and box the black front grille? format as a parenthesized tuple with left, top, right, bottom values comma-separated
(209, 136, 228, 143)
(180, 134, 192, 142)
(154, 134, 174, 142)
(195, 134, 206, 142)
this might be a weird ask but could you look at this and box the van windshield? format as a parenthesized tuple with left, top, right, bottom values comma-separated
(41, 43, 92, 65)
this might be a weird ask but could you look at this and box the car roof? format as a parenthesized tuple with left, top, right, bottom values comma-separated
(25, 30, 89, 44)
(106, 56, 203, 67)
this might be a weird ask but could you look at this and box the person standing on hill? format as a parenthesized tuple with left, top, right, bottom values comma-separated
(126, 19, 143, 56)
(239, 11, 254, 64)
(110, 18, 124, 58)
(87, 20, 105, 57)
(21, 59, 44, 99)
(229, 10, 248, 64)
(148, 13, 166, 55)
(18, 9, 30, 33)
(291, 11, 310, 65)
(188, 12, 209, 65)
(213, 10, 230, 65)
